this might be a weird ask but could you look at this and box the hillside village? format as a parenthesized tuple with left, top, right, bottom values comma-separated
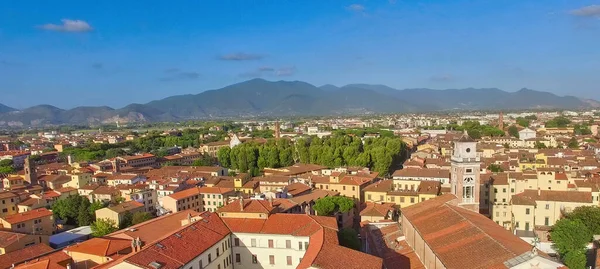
(0, 110, 599, 268)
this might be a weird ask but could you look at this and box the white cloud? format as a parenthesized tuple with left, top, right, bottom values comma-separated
(39, 19, 93, 32)
(570, 5, 600, 17)
(347, 4, 366, 12)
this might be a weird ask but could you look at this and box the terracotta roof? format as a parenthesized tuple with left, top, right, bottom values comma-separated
(13, 250, 71, 269)
(0, 244, 54, 269)
(0, 231, 30, 248)
(361, 223, 425, 269)
(218, 199, 275, 214)
(392, 168, 449, 179)
(2, 208, 53, 224)
(65, 237, 132, 257)
(403, 194, 548, 268)
(512, 189, 592, 204)
(122, 212, 230, 269)
(107, 210, 201, 244)
(363, 180, 393, 193)
(38, 174, 70, 183)
(360, 202, 396, 217)
(286, 182, 312, 196)
(0, 191, 18, 199)
(104, 201, 144, 214)
(90, 186, 120, 196)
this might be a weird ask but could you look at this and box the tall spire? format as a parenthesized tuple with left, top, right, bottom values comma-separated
(498, 112, 504, 130)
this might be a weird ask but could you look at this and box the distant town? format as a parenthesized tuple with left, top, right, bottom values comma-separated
(0, 109, 599, 268)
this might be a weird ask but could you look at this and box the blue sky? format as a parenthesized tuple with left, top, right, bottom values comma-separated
(1, 0, 599, 109)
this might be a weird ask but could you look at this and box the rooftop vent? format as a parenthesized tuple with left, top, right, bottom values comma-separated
(155, 243, 165, 249)
(174, 233, 182, 238)
(149, 262, 163, 269)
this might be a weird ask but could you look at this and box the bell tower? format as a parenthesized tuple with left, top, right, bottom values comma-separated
(24, 156, 38, 186)
(451, 130, 481, 212)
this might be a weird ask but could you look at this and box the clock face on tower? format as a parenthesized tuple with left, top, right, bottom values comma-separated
(463, 177, 474, 184)
(466, 148, 471, 153)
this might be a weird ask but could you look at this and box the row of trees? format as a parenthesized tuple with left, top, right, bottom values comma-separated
(217, 139, 295, 176)
(218, 135, 407, 177)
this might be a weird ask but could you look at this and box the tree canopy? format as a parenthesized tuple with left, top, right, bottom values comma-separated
(508, 125, 519, 138)
(218, 135, 407, 177)
(0, 159, 15, 174)
(487, 164, 504, 173)
(545, 116, 571, 128)
(91, 218, 118, 237)
(52, 195, 106, 226)
(132, 212, 153, 225)
(338, 228, 361, 250)
(551, 218, 591, 269)
(314, 196, 355, 216)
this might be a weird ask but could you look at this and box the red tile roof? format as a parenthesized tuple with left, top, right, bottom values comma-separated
(218, 199, 275, 215)
(360, 202, 396, 217)
(402, 194, 545, 269)
(2, 208, 53, 224)
(512, 189, 592, 204)
(123, 212, 230, 269)
(65, 237, 132, 257)
(0, 243, 54, 269)
(0, 231, 29, 248)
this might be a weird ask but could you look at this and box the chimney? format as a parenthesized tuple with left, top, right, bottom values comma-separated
(131, 238, 137, 253)
(187, 213, 192, 224)
(239, 197, 244, 211)
(537, 187, 541, 196)
(268, 196, 273, 208)
(67, 155, 73, 165)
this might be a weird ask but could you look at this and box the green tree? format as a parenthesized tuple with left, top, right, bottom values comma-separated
(91, 218, 118, 237)
(516, 117, 530, 127)
(332, 196, 355, 213)
(534, 142, 547, 149)
(77, 199, 93, 226)
(338, 228, 361, 251)
(566, 206, 600, 236)
(568, 137, 579, 149)
(487, 164, 504, 173)
(546, 116, 571, 128)
(508, 125, 519, 138)
(119, 211, 133, 229)
(551, 218, 591, 264)
(89, 201, 107, 216)
(563, 250, 586, 269)
(132, 212, 153, 225)
(0, 159, 15, 174)
(314, 196, 355, 216)
(314, 198, 336, 216)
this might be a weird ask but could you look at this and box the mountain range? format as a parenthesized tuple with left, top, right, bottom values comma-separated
(0, 78, 597, 126)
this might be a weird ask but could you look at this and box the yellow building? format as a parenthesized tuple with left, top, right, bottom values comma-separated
(363, 179, 441, 208)
(312, 172, 377, 202)
(0, 191, 19, 217)
(95, 200, 145, 227)
(511, 189, 593, 239)
(0, 230, 49, 255)
(0, 208, 55, 236)
(161, 187, 236, 214)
